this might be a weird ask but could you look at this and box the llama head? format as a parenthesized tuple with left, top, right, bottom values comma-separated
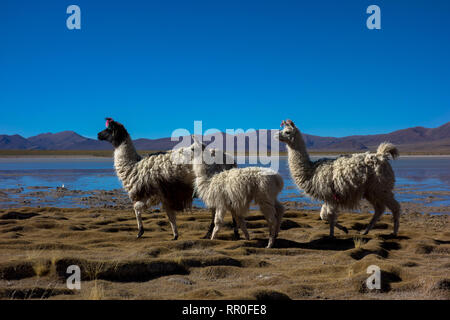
(276, 119, 299, 145)
(190, 135, 207, 157)
(97, 118, 129, 148)
(185, 135, 203, 165)
(189, 135, 236, 172)
(188, 136, 206, 177)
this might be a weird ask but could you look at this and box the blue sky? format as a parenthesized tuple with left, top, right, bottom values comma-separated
(1, 0, 449, 139)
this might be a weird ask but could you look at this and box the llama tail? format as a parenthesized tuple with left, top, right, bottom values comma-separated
(376, 142, 399, 160)
(275, 173, 284, 193)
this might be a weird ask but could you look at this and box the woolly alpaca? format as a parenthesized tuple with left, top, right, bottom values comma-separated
(276, 119, 401, 237)
(191, 138, 285, 248)
(97, 119, 237, 240)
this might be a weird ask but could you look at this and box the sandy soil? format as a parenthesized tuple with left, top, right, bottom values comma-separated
(0, 205, 448, 300)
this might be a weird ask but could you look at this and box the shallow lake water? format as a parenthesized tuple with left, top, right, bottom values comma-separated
(0, 156, 449, 212)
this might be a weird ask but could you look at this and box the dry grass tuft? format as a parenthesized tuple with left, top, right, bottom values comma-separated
(84, 261, 106, 280)
(32, 260, 50, 277)
(87, 280, 106, 300)
(353, 235, 366, 249)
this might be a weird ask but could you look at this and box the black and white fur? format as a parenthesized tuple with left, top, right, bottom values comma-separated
(98, 118, 238, 240)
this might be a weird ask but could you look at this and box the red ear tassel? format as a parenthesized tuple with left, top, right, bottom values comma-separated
(105, 118, 113, 128)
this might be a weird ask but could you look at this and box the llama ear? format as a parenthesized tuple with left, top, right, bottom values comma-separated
(286, 119, 295, 127)
(192, 135, 200, 145)
(191, 135, 206, 150)
(105, 118, 114, 128)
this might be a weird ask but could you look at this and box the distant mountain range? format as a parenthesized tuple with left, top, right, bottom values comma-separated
(1, 122, 449, 153)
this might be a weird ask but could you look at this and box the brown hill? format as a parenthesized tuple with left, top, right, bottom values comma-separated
(0, 122, 449, 153)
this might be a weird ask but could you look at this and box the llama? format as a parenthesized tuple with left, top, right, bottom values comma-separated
(276, 119, 400, 237)
(97, 118, 237, 240)
(191, 137, 285, 248)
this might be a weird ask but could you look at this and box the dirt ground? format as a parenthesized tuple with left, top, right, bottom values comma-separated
(0, 206, 448, 300)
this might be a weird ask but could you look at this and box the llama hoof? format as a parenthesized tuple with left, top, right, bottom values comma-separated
(172, 235, 178, 241)
(342, 227, 349, 234)
(202, 234, 211, 239)
(361, 230, 369, 235)
(136, 228, 144, 239)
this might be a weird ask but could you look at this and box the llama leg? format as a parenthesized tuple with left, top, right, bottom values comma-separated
(335, 222, 348, 234)
(204, 208, 239, 240)
(259, 203, 277, 248)
(363, 202, 385, 235)
(323, 204, 338, 237)
(323, 204, 347, 234)
(203, 208, 216, 239)
(386, 196, 401, 236)
(165, 209, 179, 240)
(211, 208, 225, 240)
(274, 200, 285, 238)
(328, 212, 337, 238)
(133, 201, 146, 239)
(231, 215, 240, 240)
(234, 211, 250, 240)
(319, 204, 329, 221)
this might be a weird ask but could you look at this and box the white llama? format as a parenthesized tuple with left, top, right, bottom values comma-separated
(276, 119, 400, 237)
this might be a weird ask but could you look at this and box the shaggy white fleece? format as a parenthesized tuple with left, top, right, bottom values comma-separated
(192, 140, 285, 248)
(115, 139, 236, 239)
(277, 119, 400, 237)
(99, 120, 237, 240)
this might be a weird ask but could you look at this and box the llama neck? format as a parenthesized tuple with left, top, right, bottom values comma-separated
(193, 162, 211, 190)
(195, 175, 210, 189)
(113, 137, 141, 180)
(286, 132, 313, 185)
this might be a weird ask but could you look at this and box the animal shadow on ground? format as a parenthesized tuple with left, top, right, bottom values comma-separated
(245, 236, 359, 251)
(352, 223, 410, 240)
(381, 270, 402, 292)
(378, 234, 410, 240)
(351, 222, 388, 231)
(0, 212, 39, 220)
(380, 241, 401, 250)
(433, 239, 450, 245)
